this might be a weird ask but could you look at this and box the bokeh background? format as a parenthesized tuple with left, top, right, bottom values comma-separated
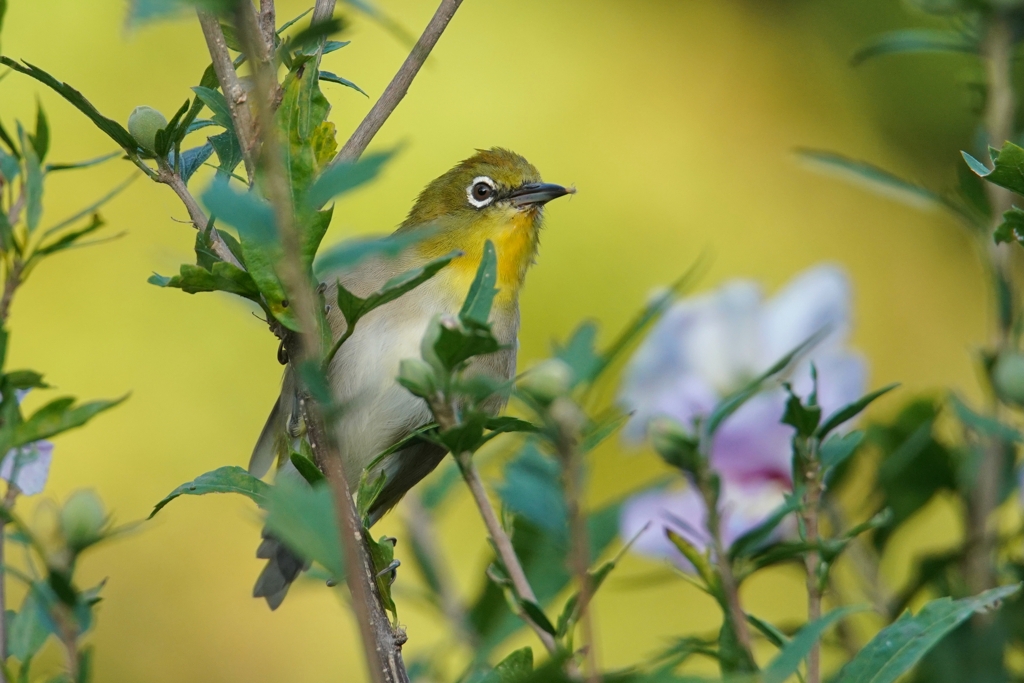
(0, 0, 992, 680)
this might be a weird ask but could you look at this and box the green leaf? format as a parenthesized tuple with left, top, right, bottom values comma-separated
(797, 149, 966, 218)
(460, 240, 498, 325)
(782, 387, 821, 438)
(994, 207, 1024, 245)
(306, 149, 395, 210)
(816, 383, 898, 439)
(8, 587, 55, 663)
(264, 477, 344, 578)
(518, 599, 556, 636)
(320, 70, 368, 97)
(335, 251, 459, 328)
(314, 230, 432, 276)
(0, 117, 18, 159)
(191, 86, 233, 131)
(277, 60, 332, 208)
(762, 606, 864, 683)
(820, 430, 865, 470)
(4, 371, 47, 390)
(728, 493, 802, 562)
(32, 215, 105, 259)
(29, 101, 48, 162)
(949, 393, 1022, 443)
(497, 442, 567, 541)
(850, 29, 977, 67)
(0, 145, 18, 183)
(0, 58, 137, 151)
(428, 315, 501, 372)
(707, 330, 826, 436)
(963, 142, 1024, 197)
(18, 125, 43, 233)
(289, 452, 325, 486)
(148, 262, 261, 301)
(10, 395, 126, 450)
(833, 585, 1021, 683)
(554, 322, 601, 388)
(484, 647, 533, 683)
(177, 143, 214, 185)
(126, 0, 233, 26)
(208, 130, 243, 178)
(149, 465, 270, 518)
(45, 150, 120, 174)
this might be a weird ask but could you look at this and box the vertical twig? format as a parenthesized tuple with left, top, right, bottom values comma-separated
(312, 0, 337, 24)
(196, 10, 258, 181)
(333, 0, 465, 163)
(969, 11, 1017, 598)
(555, 408, 600, 681)
(800, 437, 824, 683)
(259, 0, 276, 54)
(231, 5, 408, 682)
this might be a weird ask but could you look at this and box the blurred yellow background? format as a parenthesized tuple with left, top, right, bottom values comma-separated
(0, 0, 991, 680)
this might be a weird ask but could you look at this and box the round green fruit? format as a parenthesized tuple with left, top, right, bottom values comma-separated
(127, 105, 168, 154)
(993, 351, 1024, 406)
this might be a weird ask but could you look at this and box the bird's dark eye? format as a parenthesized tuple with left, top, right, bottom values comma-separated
(472, 182, 492, 201)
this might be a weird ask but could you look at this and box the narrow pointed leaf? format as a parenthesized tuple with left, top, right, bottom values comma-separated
(851, 29, 977, 67)
(150, 466, 270, 518)
(763, 606, 865, 683)
(460, 240, 498, 325)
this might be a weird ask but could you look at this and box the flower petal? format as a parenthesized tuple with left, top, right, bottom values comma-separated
(619, 487, 709, 571)
(0, 442, 53, 496)
(761, 265, 852, 367)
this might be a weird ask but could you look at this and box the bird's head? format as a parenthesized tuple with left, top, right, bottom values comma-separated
(400, 148, 573, 303)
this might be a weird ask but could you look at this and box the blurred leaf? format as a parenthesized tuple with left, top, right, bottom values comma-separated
(149, 465, 270, 518)
(782, 387, 821, 438)
(154, 98, 189, 157)
(666, 530, 715, 588)
(581, 408, 628, 453)
(0, 58, 137, 151)
(264, 477, 344, 578)
(518, 599, 556, 636)
(833, 585, 1021, 683)
(307, 149, 394, 210)
(870, 399, 958, 549)
(497, 442, 567, 541)
(429, 316, 501, 372)
(949, 393, 1022, 442)
(460, 240, 499, 324)
(554, 322, 601, 388)
(0, 145, 18, 183)
(277, 60, 331, 211)
(126, 0, 233, 28)
(816, 383, 898, 439)
(208, 130, 243, 178)
(31, 215, 105, 259)
(40, 174, 135, 239)
(797, 149, 969, 219)
(9, 395, 125, 451)
(320, 70, 368, 96)
(314, 230, 431, 275)
(45, 151, 120, 173)
(201, 179, 295, 327)
(484, 647, 533, 683)
(357, 471, 386, 523)
(963, 142, 1024, 197)
(762, 607, 864, 683)
(0, 118, 18, 159)
(994, 207, 1024, 246)
(707, 330, 826, 437)
(820, 430, 865, 470)
(5, 371, 47, 390)
(285, 17, 344, 55)
(334, 251, 459, 329)
(29, 101, 48, 162)
(729, 493, 801, 562)
(148, 262, 261, 301)
(8, 587, 55, 662)
(850, 29, 977, 67)
(18, 126, 42, 233)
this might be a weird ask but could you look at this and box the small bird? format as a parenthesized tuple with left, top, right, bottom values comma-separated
(249, 148, 574, 608)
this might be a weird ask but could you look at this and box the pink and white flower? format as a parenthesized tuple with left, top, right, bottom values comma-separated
(618, 265, 866, 566)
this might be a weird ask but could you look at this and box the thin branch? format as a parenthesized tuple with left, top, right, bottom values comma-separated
(259, 0, 277, 55)
(232, 6, 408, 683)
(403, 492, 477, 647)
(333, 0, 464, 163)
(800, 437, 824, 683)
(312, 0, 337, 24)
(155, 159, 243, 269)
(0, 483, 19, 682)
(197, 10, 257, 181)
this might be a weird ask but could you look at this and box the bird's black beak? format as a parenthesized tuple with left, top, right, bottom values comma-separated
(509, 182, 576, 208)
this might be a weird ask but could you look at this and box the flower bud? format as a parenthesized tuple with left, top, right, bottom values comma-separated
(518, 359, 573, 404)
(994, 351, 1024, 406)
(127, 105, 168, 154)
(398, 358, 437, 398)
(649, 416, 702, 474)
(60, 489, 107, 551)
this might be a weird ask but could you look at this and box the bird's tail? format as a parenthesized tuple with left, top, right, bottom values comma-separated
(250, 369, 309, 610)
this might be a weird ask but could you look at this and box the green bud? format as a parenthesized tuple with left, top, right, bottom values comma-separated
(518, 359, 573, 404)
(994, 351, 1024, 406)
(649, 416, 702, 474)
(127, 105, 168, 154)
(60, 489, 107, 551)
(398, 358, 437, 398)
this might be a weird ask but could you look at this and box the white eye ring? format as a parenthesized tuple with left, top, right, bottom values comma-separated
(467, 176, 497, 208)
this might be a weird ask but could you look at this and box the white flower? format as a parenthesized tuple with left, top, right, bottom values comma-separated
(617, 265, 866, 567)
